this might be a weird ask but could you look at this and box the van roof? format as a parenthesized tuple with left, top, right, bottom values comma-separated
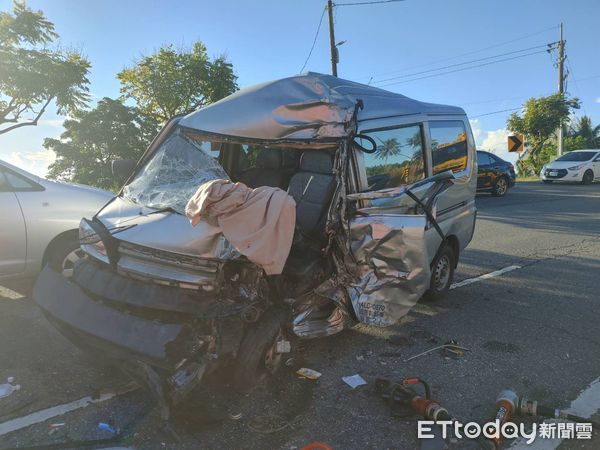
(179, 72, 465, 142)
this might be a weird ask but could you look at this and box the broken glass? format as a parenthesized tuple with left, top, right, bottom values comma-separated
(123, 129, 229, 214)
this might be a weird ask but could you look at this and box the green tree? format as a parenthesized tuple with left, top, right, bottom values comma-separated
(568, 115, 600, 148)
(44, 98, 157, 190)
(0, 1, 90, 135)
(507, 94, 579, 175)
(376, 138, 400, 160)
(117, 42, 237, 124)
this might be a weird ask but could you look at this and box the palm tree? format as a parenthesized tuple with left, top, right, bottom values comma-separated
(569, 116, 600, 148)
(376, 138, 401, 160)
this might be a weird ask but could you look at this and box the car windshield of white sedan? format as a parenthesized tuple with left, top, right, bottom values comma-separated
(555, 151, 596, 162)
(122, 128, 228, 214)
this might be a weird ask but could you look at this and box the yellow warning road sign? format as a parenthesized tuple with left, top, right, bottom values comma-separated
(508, 134, 524, 153)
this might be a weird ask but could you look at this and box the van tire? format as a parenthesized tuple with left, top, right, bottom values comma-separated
(47, 234, 85, 279)
(232, 307, 287, 392)
(423, 243, 456, 302)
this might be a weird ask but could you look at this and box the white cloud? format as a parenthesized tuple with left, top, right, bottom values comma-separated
(469, 120, 517, 163)
(596, 97, 600, 104)
(6, 150, 56, 177)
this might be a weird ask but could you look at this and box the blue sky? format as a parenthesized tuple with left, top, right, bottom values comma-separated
(1, 0, 599, 175)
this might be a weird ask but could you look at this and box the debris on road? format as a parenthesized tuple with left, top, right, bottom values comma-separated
(0, 377, 21, 399)
(342, 374, 367, 389)
(296, 368, 322, 380)
(403, 342, 469, 362)
(98, 422, 119, 434)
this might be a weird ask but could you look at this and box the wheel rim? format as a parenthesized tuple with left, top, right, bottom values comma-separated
(496, 178, 507, 195)
(584, 172, 593, 184)
(61, 248, 85, 278)
(434, 255, 451, 291)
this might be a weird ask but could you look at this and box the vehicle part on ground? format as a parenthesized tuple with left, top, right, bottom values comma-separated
(491, 176, 508, 196)
(423, 243, 456, 302)
(232, 307, 288, 391)
(0, 377, 20, 399)
(582, 169, 594, 185)
(403, 342, 469, 362)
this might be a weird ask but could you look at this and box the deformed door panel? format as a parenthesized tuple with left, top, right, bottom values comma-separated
(344, 173, 454, 326)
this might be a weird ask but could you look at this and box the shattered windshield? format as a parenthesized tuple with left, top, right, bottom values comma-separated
(122, 128, 228, 213)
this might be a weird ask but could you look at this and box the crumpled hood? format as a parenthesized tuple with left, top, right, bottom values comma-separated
(95, 195, 238, 259)
(178, 72, 464, 141)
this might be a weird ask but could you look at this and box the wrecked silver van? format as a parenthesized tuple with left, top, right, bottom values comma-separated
(34, 73, 476, 415)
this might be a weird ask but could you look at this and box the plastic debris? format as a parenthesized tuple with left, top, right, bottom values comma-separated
(0, 377, 21, 399)
(228, 412, 243, 420)
(276, 340, 291, 354)
(342, 374, 367, 389)
(98, 422, 119, 434)
(296, 368, 322, 380)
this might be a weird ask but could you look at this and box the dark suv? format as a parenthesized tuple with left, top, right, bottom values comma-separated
(476, 150, 516, 196)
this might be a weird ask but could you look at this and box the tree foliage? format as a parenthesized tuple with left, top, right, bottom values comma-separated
(117, 42, 237, 124)
(507, 94, 579, 175)
(568, 115, 600, 148)
(0, 1, 90, 135)
(44, 98, 157, 190)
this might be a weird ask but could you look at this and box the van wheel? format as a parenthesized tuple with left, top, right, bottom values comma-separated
(47, 235, 85, 279)
(423, 243, 455, 302)
(582, 170, 594, 185)
(232, 307, 287, 391)
(492, 176, 509, 196)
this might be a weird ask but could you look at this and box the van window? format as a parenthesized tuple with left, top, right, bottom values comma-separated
(430, 121, 468, 174)
(360, 124, 425, 190)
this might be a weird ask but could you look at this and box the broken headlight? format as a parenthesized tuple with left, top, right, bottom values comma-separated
(79, 218, 109, 264)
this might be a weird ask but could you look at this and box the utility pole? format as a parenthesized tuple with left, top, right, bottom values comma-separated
(557, 23, 566, 156)
(327, 0, 338, 76)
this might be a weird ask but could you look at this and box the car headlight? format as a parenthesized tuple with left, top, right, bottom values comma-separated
(79, 218, 110, 264)
(567, 164, 583, 171)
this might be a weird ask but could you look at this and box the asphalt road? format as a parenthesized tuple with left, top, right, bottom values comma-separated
(1, 181, 599, 450)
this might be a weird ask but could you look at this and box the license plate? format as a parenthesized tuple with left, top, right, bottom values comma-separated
(549, 171, 558, 176)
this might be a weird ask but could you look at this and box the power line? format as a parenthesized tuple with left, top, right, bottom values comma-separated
(335, 0, 406, 6)
(378, 49, 552, 87)
(356, 24, 558, 81)
(565, 56, 587, 115)
(372, 43, 555, 84)
(470, 107, 522, 118)
(299, 6, 327, 73)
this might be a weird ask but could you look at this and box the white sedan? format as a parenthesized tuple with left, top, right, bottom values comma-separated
(0, 160, 113, 279)
(540, 149, 600, 184)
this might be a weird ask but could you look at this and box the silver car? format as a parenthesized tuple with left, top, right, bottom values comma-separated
(34, 73, 477, 416)
(0, 160, 113, 279)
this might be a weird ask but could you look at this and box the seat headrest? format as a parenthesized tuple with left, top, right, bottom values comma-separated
(299, 151, 334, 174)
(256, 149, 282, 169)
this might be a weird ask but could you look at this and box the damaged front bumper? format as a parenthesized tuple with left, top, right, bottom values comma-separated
(33, 260, 244, 417)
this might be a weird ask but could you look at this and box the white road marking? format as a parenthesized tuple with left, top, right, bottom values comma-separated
(0, 392, 117, 436)
(0, 285, 25, 300)
(510, 377, 600, 449)
(450, 265, 522, 290)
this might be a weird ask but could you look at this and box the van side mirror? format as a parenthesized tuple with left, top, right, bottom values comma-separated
(111, 159, 136, 183)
